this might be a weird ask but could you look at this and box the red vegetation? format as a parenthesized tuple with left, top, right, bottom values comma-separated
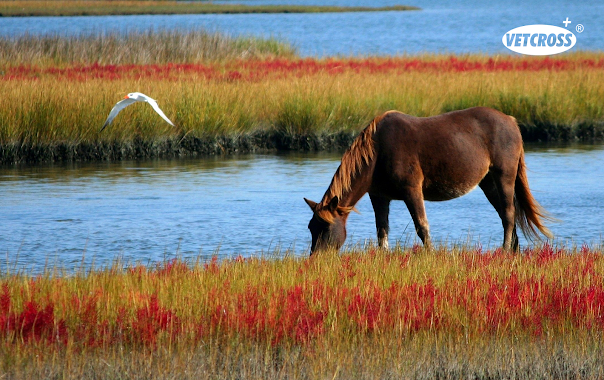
(130, 294, 180, 346)
(3, 56, 604, 81)
(2, 246, 604, 350)
(0, 284, 67, 344)
(210, 284, 324, 344)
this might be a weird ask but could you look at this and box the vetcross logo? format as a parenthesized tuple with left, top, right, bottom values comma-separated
(502, 23, 577, 55)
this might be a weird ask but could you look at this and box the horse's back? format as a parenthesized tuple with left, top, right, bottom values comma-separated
(375, 107, 521, 160)
(372, 107, 522, 201)
(378, 106, 518, 139)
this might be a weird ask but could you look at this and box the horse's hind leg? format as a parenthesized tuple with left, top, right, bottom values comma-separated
(402, 187, 431, 248)
(370, 194, 391, 249)
(479, 171, 519, 251)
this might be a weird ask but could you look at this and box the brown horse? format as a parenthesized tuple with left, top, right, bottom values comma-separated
(304, 107, 552, 254)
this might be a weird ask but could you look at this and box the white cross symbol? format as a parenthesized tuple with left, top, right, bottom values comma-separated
(563, 17, 571, 27)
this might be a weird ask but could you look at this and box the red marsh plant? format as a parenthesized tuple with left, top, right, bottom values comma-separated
(2, 245, 604, 353)
(3, 55, 604, 82)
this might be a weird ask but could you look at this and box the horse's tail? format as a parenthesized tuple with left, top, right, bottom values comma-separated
(514, 150, 553, 241)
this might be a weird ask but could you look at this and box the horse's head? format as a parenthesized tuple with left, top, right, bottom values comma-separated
(304, 196, 352, 255)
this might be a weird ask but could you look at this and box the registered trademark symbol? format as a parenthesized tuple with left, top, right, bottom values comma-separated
(576, 24, 584, 33)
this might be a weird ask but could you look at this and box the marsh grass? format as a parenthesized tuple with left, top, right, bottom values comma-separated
(1, 66, 603, 144)
(2, 244, 604, 379)
(0, 30, 297, 66)
(0, 1, 420, 17)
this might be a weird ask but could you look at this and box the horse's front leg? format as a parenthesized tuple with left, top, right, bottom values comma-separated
(370, 194, 391, 249)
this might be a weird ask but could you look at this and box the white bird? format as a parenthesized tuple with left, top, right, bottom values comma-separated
(100, 92, 175, 132)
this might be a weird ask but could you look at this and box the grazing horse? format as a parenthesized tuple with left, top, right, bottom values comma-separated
(304, 107, 552, 254)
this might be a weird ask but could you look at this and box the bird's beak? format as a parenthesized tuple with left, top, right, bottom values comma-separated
(123, 95, 129, 99)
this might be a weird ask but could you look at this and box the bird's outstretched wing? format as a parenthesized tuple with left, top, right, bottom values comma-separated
(100, 97, 138, 132)
(146, 98, 175, 127)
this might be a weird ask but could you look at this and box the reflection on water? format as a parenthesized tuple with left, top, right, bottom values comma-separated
(1, 145, 604, 272)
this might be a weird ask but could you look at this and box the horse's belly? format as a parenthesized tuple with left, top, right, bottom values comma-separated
(421, 162, 489, 201)
(419, 143, 490, 201)
(423, 182, 479, 201)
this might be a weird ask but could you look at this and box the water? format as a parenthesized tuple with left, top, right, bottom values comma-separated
(0, 0, 602, 56)
(1, 144, 603, 272)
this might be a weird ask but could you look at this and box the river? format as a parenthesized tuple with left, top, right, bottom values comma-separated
(1, 143, 603, 272)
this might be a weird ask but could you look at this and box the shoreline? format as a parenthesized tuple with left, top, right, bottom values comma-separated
(2, 123, 604, 164)
(0, 131, 358, 164)
(0, 2, 420, 17)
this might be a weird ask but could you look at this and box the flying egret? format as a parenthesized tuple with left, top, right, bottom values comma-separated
(100, 92, 175, 132)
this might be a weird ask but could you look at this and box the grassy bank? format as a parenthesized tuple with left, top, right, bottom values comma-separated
(1, 33, 604, 163)
(0, 31, 298, 66)
(0, 1, 419, 17)
(2, 55, 604, 163)
(2, 244, 604, 379)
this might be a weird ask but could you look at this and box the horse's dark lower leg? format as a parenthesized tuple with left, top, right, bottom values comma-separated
(480, 173, 509, 249)
(370, 194, 391, 249)
(403, 188, 431, 248)
(511, 229, 519, 251)
(480, 171, 517, 251)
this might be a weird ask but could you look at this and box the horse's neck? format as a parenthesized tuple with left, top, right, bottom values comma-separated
(323, 161, 374, 208)
(340, 174, 372, 207)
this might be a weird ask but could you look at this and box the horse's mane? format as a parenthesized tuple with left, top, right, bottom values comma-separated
(318, 111, 395, 213)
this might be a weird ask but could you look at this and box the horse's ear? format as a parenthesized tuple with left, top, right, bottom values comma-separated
(304, 198, 318, 211)
(327, 196, 339, 212)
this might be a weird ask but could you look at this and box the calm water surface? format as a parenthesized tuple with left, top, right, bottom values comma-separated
(1, 144, 603, 272)
(1, 0, 602, 56)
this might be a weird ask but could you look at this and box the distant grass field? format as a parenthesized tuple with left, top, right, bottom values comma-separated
(0, 1, 420, 17)
(0, 30, 297, 65)
(2, 244, 604, 379)
(1, 32, 603, 162)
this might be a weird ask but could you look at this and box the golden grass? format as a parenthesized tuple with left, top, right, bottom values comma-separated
(1, 64, 603, 145)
